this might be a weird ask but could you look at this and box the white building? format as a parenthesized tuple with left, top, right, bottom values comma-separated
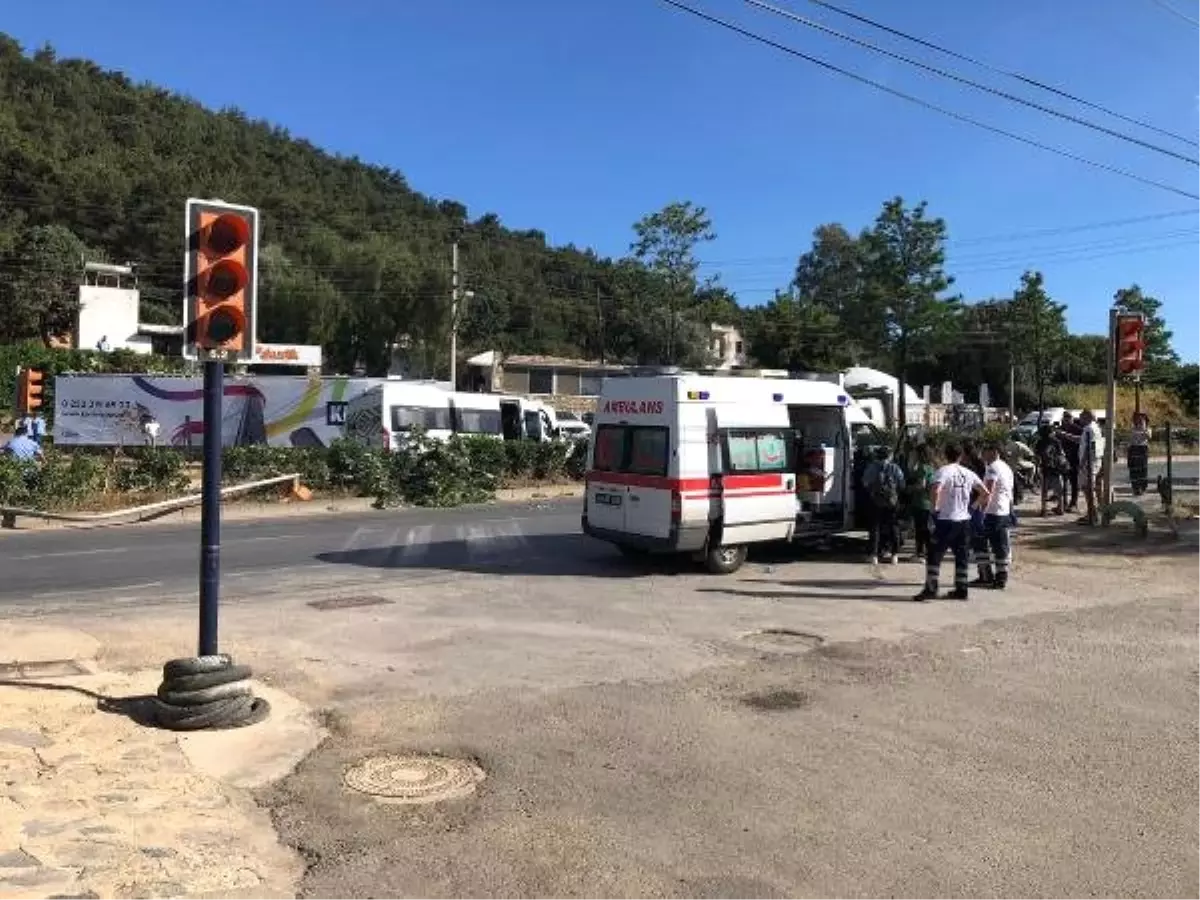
(710, 324, 747, 369)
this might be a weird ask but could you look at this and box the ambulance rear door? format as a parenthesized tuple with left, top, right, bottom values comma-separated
(714, 411, 796, 546)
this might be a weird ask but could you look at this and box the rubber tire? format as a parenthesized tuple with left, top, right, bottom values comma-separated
(704, 543, 748, 575)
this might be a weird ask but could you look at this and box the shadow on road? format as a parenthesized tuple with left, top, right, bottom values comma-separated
(698, 586, 920, 602)
(0, 679, 159, 727)
(315, 531, 878, 579)
(315, 532, 692, 578)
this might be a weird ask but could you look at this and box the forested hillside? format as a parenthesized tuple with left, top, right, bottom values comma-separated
(0, 36, 734, 374)
(0, 36, 1192, 414)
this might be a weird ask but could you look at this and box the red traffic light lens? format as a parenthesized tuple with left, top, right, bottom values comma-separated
(205, 259, 248, 299)
(206, 307, 245, 344)
(207, 213, 251, 255)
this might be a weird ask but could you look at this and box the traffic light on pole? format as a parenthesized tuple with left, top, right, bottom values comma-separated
(1115, 314, 1146, 377)
(184, 198, 258, 361)
(16, 368, 44, 414)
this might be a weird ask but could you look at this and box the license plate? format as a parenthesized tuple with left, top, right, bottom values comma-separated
(595, 492, 622, 507)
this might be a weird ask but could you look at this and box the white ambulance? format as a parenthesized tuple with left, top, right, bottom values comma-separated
(581, 372, 877, 574)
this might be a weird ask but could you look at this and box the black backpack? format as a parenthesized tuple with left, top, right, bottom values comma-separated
(870, 465, 900, 510)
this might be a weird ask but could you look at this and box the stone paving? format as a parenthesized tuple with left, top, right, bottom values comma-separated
(0, 625, 312, 900)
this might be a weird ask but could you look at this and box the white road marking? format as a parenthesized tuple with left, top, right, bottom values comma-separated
(341, 526, 369, 552)
(236, 533, 305, 544)
(13, 547, 129, 561)
(31, 580, 164, 600)
(389, 524, 433, 566)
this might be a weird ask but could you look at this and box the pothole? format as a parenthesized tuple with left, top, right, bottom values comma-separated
(343, 753, 486, 805)
(741, 628, 825, 653)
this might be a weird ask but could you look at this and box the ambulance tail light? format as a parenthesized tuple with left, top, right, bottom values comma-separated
(670, 489, 681, 525)
(381, 428, 393, 453)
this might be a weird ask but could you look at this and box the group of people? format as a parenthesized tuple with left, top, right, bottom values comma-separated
(1033, 409, 1146, 524)
(861, 438, 1015, 602)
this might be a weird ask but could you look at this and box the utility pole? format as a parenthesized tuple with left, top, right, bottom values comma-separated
(1008, 359, 1015, 424)
(596, 285, 606, 365)
(450, 240, 459, 388)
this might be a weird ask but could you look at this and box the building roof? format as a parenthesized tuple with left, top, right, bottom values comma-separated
(466, 351, 628, 371)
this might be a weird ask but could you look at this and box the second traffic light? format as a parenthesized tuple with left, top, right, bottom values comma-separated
(184, 198, 258, 361)
(1115, 314, 1146, 377)
(16, 368, 44, 414)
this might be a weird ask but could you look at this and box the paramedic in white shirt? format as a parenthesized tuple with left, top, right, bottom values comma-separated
(916, 442, 989, 602)
(1077, 410, 1105, 524)
(973, 442, 1014, 590)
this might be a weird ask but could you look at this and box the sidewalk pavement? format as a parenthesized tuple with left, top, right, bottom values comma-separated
(0, 622, 323, 899)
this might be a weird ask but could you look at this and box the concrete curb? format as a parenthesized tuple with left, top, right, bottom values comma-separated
(0, 484, 584, 534)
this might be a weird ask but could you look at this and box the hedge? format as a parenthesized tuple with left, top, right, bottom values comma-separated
(0, 435, 591, 512)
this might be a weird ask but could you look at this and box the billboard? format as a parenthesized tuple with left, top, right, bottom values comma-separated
(53, 374, 387, 448)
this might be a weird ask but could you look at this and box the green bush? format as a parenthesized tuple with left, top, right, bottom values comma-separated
(0, 456, 36, 507)
(326, 438, 388, 496)
(502, 440, 535, 479)
(21, 451, 108, 510)
(374, 430, 497, 508)
(221, 445, 331, 490)
(115, 447, 189, 495)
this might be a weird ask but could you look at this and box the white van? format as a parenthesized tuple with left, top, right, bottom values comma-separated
(344, 383, 558, 449)
(582, 373, 876, 574)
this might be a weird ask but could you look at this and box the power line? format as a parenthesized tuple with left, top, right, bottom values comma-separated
(798, 0, 1198, 147)
(656, 0, 1199, 200)
(743, 0, 1198, 166)
(1147, 0, 1200, 26)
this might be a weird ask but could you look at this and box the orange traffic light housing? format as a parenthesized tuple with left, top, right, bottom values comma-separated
(184, 198, 258, 361)
(1115, 314, 1146, 377)
(16, 368, 44, 414)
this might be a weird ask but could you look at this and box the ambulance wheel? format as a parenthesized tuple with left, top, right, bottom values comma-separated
(704, 543, 747, 575)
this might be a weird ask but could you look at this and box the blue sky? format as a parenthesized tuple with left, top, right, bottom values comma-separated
(4, 0, 1198, 358)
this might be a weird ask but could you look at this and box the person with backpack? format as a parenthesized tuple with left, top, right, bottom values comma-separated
(862, 445, 904, 567)
(908, 443, 936, 562)
(1034, 424, 1068, 517)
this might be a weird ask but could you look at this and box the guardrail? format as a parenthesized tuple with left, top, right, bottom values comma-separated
(0, 473, 303, 529)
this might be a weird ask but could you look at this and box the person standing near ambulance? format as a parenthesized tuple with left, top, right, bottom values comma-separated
(973, 442, 1014, 590)
(915, 443, 990, 602)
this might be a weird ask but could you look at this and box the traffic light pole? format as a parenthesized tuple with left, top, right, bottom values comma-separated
(1102, 307, 1118, 510)
(199, 358, 223, 656)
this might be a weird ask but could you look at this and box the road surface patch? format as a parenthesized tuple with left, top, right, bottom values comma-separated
(741, 628, 825, 654)
(307, 595, 394, 611)
(343, 753, 486, 805)
(742, 688, 813, 711)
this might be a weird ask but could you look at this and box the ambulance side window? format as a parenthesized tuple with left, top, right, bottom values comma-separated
(722, 429, 791, 473)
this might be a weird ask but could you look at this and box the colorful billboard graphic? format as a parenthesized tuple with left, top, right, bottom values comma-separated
(53, 375, 386, 447)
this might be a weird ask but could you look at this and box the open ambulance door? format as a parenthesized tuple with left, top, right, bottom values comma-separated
(713, 413, 797, 547)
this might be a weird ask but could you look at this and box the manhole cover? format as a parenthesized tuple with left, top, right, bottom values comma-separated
(308, 595, 393, 611)
(343, 753, 485, 804)
(741, 629, 824, 653)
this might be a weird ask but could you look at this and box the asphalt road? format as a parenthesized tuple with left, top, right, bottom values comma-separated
(0, 498, 586, 612)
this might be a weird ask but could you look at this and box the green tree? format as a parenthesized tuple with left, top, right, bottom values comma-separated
(1112, 285, 1178, 380)
(0, 224, 90, 344)
(743, 291, 852, 371)
(1005, 271, 1067, 417)
(860, 198, 959, 428)
(792, 223, 879, 363)
(630, 201, 716, 365)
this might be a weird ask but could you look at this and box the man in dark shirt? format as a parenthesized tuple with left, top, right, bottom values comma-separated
(1058, 412, 1082, 511)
